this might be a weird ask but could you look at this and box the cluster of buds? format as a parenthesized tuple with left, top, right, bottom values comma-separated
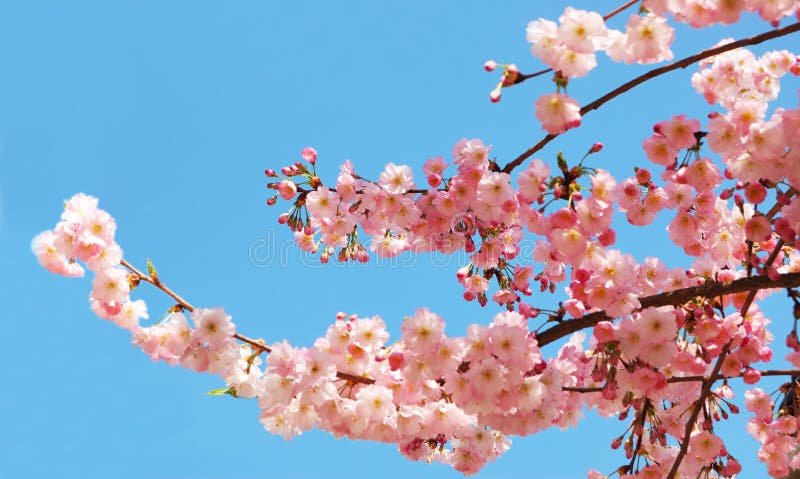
(484, 60, 520, 103)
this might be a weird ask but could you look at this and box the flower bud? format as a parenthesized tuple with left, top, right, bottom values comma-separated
(388, 351, 405, 371)
(301, 147, 317, 164)
(742, 368, 761, 384)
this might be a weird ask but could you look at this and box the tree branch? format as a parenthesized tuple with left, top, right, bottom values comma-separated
(536, 271, 800, 346)
(500, 21, 800, 174)
(563, 369, 800, 393)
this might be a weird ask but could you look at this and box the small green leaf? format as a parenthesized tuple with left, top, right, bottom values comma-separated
(557, 152, 568, 173)
(206, 387, 235, 397)
(146, 257, 159, 283)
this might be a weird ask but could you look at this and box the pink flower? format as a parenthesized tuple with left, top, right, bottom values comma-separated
(369, 235, 408, 258)
(305, 186, 339, 219)
(31, 230, 85, 277)
(91, 267, 130, 304)
(355, 384, 395, 423)
(401, 308, 445, 351)
(745, 388, 773, 420)
(745, 215, 773, 242)
(191, 307, 236, 351)
(689, 431, 723, 464)
(517, 159, 551, 203)
(278, 180, 297, 200)
(556, 7, 608, 54)
(452, 138, 491, 170)
(656, 115, 701, 150)
(535, 93, 582, 134)
(607, 14, 674, 64)
(301, 146, 317, 164)
(684, 158, 722, 192)
(378, 163, 415, 194)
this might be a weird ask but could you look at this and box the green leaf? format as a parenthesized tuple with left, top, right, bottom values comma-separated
(556, 152, 568, 173)
(146, 257, 159, 283)
(206, 387, 235, 397)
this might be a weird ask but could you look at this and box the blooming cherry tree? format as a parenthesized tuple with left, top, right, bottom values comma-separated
(33, 1, 800, 477)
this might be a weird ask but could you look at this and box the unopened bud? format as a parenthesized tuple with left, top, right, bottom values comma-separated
(484, 60, 497, 72)
(301, 146, 317, 164)
(388, 351, 405, 371)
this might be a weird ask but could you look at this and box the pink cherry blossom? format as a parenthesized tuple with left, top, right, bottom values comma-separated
(535, 93, 582, 134)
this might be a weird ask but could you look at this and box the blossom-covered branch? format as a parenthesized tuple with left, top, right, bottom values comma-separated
(500, 20, 800, 174)
(537, 271, 800, 346)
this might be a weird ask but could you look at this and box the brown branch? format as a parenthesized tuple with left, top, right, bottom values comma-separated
(603, 0, 640, 20)
(536, 271, 800, 347)
(500, 21, 800, 174)
(563, 369, 800, 393)
(336, 371, 376, 385)
(121, 258, 196, 312)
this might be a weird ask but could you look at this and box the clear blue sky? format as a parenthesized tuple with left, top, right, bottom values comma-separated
(1, 2, 798, 478)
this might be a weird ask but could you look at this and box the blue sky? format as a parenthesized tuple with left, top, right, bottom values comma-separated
(1, 1, 799, 478)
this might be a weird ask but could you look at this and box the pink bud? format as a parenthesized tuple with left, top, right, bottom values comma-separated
(484, 60, 497, 72)
(388, 351, 405, 371)
(464, 236, 475, 253)
(102, 301, 122, 317)
(635, 168, 652, 185)
(598, 229, 616, 246)
(722, 459, 742, 476)
(786, 332, 800, 351)
(277, 212, 289, 224)
(462, 290, 476, 302)
(594, 321, 615, 343)
(267, 196, 278, 206)
(264, 169, 277, 177)
(427, 173, 442, 188)
(489, 88, 501, 103)
(601, 383, 617, 401)
(589, 142, 603, 153)
(278, 180, 298, 200)
(301, 147, 317, 164)
(767, 267, 780, 281)
(742, 368, 761, 384)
